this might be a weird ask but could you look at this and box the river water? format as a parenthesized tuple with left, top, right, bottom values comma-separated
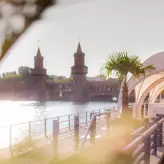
(0, 101, 117, 126)
(0, 101, 117, 148)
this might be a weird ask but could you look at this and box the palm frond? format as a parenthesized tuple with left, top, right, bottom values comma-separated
(101, 51, 156, 82)
(140, 65, 155, 77)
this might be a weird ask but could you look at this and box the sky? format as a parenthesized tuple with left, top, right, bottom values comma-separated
(1, 0, 164, 77)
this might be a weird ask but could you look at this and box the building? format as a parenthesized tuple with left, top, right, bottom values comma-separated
(67, 42, 121, 101)
(0, 43, 121, 102)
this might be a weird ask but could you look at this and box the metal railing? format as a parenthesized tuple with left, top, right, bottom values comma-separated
(80, 111, 111, 150)
(0, 107, 116, 158)
(124, 115, 164, 164)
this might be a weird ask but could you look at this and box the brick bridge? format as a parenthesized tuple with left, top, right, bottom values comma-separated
(0, 43, 121, 101)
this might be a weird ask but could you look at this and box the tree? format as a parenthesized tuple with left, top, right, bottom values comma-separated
(101, 52, 155, 118)
(18, 66, 31, 77)
(3, 74, 22, 80)
(58, 76, 67, 80)
(55, 78, 72, 83)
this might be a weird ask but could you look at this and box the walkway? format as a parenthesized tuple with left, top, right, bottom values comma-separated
(0, 108, 114, 163)
(0, 108, 164, 164)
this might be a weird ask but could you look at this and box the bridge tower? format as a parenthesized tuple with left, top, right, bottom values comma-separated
(71, 42, 88, 84)
(31, 47, 47, 100)
(71, 43, 88, 101)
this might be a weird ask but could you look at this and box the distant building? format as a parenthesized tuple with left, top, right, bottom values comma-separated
(70, 43, 121, 101)
(0, 43, 121, 102)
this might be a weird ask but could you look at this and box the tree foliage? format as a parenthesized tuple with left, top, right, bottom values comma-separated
(55, 78, 72, 83)
(1, 66, 32, 80)
(2, 73, 22, 80)
(18, 66, 32, 78)
(1, 0, 55, 60)
(101, 52, 155, 81)
(101, 52, 155, 117)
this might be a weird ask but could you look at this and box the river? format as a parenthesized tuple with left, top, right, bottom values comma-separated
(0, 101, 117, 148)
(0, 101, 117, 126)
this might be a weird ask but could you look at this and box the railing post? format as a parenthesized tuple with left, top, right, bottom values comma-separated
(151, 129, 158, 155)
(151, 117, 159, 155)
(90, 113, 96, 144)
(29, 122, 32, 142)
(158, 123, 163, 147)
(74, 115, 79, 151)
(155, 115, 163, 147)
(90, 112, 92, 120)
(106, 111, 111, 135)
(68, 115, 71, 129)
(53, 120, 59, 158)
(144, 136, 151, 164)
(9, 126, 13, 157)
(44, 119, 47, 137)
(86, 112, 88, 124)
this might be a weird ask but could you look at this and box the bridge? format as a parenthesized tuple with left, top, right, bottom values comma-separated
(0, 105, 164, 164)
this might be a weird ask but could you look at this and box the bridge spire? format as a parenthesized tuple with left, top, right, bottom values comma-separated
(77, 42, 83, 54)
(36, 40, 42, 57)
(36, 47, 42, 57)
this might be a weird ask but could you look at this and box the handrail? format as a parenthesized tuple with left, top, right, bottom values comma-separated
(122, 117, 164, 164)
(79, 112, 110, 150)
(0, 108, 109, 129)
(124, 117, 164, 151)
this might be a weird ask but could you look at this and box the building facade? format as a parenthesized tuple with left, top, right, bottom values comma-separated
(0, 43, 122, 101)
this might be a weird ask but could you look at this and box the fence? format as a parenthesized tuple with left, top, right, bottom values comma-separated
(0, 107, 116, 158)
(124, 114, 164, 164)
(80, 111, 111, 150)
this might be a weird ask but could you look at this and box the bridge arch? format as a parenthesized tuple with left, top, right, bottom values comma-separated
(117, 51, 164, 118)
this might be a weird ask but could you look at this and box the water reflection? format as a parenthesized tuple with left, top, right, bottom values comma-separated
(72, 102, 89, 114)
(33, 101, 47, 120)
(0, 101, 116, 126)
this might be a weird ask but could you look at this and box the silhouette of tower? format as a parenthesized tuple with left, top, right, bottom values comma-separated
(71, 43, 88, 101)
(34, 47, 44, 69)
(32, 47, 47, 80)
(71, 42, 88, 85)
(31, 47, 47, 100)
